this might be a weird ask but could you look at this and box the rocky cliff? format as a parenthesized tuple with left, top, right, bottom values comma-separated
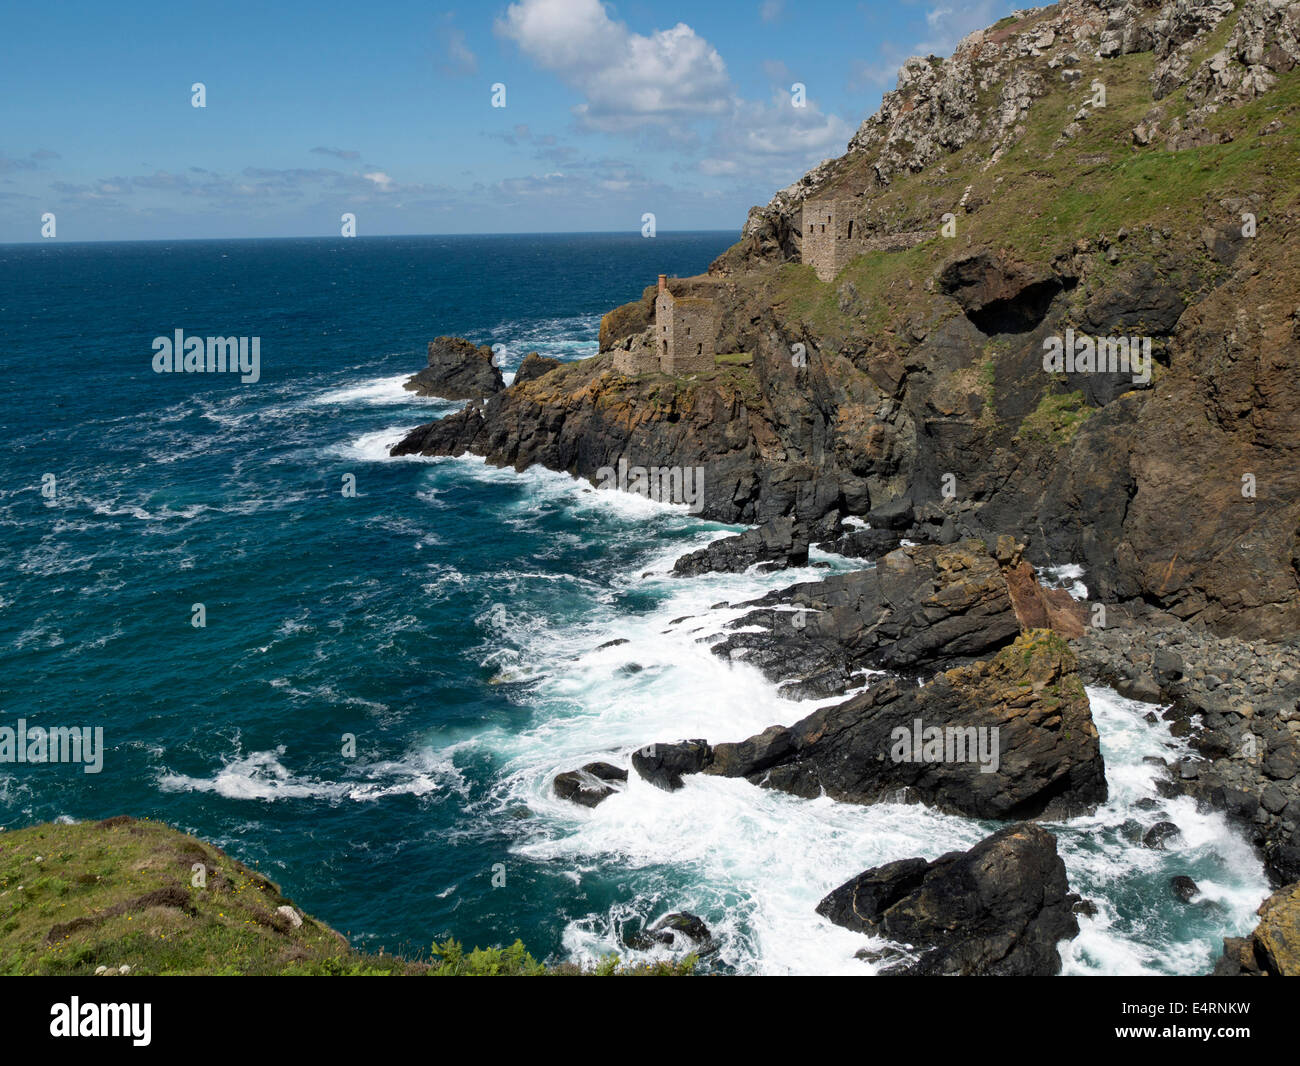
(395, 0, 1300, 643)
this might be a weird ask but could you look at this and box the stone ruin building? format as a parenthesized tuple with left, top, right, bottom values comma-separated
(613, 274, 716, 376)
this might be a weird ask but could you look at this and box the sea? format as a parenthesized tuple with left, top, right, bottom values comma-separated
(0, 232, 1269, 974)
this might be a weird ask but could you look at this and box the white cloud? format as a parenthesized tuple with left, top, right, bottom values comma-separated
(497, 0, 732, 132)
(363, 171, 395, 190)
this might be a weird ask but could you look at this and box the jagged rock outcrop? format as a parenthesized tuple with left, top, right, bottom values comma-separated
(671, 516, 809, 576)
(1214, 880, 1300, 975)
(709, 539, 1025, 699)
(513, 352, 560, 385)
(404, 336, 504, 400)
(703, 630, 1106, 820)
(816, 823, 1081, 975)
(391, 355, 864, 527)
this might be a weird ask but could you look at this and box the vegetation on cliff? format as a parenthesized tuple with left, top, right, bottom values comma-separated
(0, 817, 693, 976)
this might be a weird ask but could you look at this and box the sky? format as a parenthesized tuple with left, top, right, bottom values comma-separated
(0, 0, 1018, 242)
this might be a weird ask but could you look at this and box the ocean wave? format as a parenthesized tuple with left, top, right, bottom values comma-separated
(156, 744, 464, 803)
(453, 538, 1267, 975)
(309, 373, 463, 409)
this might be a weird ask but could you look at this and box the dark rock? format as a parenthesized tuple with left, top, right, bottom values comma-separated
(1264, 743, 1299, 781)
(647, 911, 713, 951)
(1117, 673, 1162, 703)
(673, 516, 808, 576)
(553, 762, 628, 808)
(631, 740, 712, 792)
(512, 352, 560, 385)
(1170, 875, 1199, 903)
(710, 539, 1024, 700)
(1265, 843, 1300, 886)
(867, 498, 915, 531)
(705, 630, 1107, 820)
(1143, 821, 1182, 849)
(816, 823, 1080, 975)
(1153, 648, 1185, 681)
(404, 336, 504, 400)
(816, 526, 903, 560)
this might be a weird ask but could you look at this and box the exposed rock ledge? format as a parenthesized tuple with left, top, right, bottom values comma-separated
(817, 823, 1082, 975)
(635, 629, 1106, 820)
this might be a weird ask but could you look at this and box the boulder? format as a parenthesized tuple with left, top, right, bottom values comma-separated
(816, 823, 1080, 975)
(1143, 821, 1182, 849)
(630, 741, 711, 792)
(553, 762, 628, 808)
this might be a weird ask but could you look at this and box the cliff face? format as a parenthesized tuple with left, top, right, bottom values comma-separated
(394, 0, 1300, 640)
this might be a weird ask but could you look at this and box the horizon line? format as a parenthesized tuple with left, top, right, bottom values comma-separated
(0, 228, 741, 249)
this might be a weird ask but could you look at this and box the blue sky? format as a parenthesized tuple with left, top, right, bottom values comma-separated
(0, 0, 1016, 241)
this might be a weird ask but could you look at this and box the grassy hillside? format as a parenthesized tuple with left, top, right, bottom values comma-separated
(0, 817, 693, 976)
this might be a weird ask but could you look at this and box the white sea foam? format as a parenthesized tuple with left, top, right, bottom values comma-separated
(463, 537, 1267, 975)
(1054, 686, 1268, 974)
(1040, 562, 1089, 601)
(310, 373, 462, 409)
(157, 744, 464, 803)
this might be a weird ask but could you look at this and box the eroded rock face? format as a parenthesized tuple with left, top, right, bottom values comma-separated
(390, 355, 858, 528)
(404, 336, 503, 400)
(1215, 881, 1300, 975)
(711, 539, 1024, 699)
(391, 0, 1300, 643)
(706, 630, 1107, 820)
(816, 823, 1081, 975)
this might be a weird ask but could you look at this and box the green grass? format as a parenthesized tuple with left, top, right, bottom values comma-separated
(0, 818, 696, 976)
(714, 351, 753, 366)
(768, 4, 1300, 296)
(1016, 389, 1091, 446)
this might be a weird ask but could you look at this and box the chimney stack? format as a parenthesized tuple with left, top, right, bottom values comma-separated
(657, 273, 667, 293)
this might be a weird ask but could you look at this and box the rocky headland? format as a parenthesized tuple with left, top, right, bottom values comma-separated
(398, 0, 1300, 974)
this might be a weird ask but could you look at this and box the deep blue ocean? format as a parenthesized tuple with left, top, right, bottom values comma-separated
(0, 233, 1270, 974)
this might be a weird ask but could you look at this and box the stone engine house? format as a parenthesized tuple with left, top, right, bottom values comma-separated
(655, 274, 715, 374)
(801, 197, 931, 282)
(801, 198, 867, 282)
(614, 274, 716, 376)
